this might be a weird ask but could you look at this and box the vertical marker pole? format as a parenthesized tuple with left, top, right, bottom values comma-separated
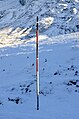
(36, 16, 39, 110)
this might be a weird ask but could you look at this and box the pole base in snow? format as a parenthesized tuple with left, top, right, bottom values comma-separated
(37, 95, 39, 110)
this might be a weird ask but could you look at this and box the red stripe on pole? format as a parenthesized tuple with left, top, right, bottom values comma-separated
(36, 31, 38, 59)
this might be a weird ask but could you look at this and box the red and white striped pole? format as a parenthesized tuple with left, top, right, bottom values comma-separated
(36, 16, 40, 110)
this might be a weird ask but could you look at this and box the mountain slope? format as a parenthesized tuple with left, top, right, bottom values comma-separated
(0, 0, 79, 35)
(0, 0, 79, 49)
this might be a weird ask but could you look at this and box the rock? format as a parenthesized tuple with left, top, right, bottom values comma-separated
(69, 80, 77, 85)
(19, 0, 26, 6)
(75, 71, 78, 75)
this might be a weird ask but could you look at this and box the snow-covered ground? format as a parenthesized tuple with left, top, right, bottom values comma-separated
(0, 0, 79, 119)
(0, 32, 79, 119)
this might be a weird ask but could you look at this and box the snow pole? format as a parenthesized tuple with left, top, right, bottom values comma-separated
(36, 16, 40, 110)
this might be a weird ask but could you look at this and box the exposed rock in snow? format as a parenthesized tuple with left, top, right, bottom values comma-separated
(19, 0, 26, 6)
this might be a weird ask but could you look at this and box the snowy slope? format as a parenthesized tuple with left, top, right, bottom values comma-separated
(0, 33, 79, 119)
(0, 0, 79, 119)
(0, 0, 79, 35)
(0, 0, 79, 48)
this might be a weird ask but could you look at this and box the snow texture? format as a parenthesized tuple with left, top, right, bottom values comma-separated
(0, 0, 79, 119)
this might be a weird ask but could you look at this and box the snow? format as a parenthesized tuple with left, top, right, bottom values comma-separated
(73, 8, 78, 14)
(0, 32, 79, 119)
(74, 0, 79, 3)
(40, 17, 54, 28)
(0, 0, 79, 119)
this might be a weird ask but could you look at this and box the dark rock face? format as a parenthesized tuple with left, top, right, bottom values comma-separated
(8, 97, 22, 104)
(19, 0, 26, 6)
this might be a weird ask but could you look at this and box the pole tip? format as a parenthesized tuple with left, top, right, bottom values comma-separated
(37, 16, 38, 22)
